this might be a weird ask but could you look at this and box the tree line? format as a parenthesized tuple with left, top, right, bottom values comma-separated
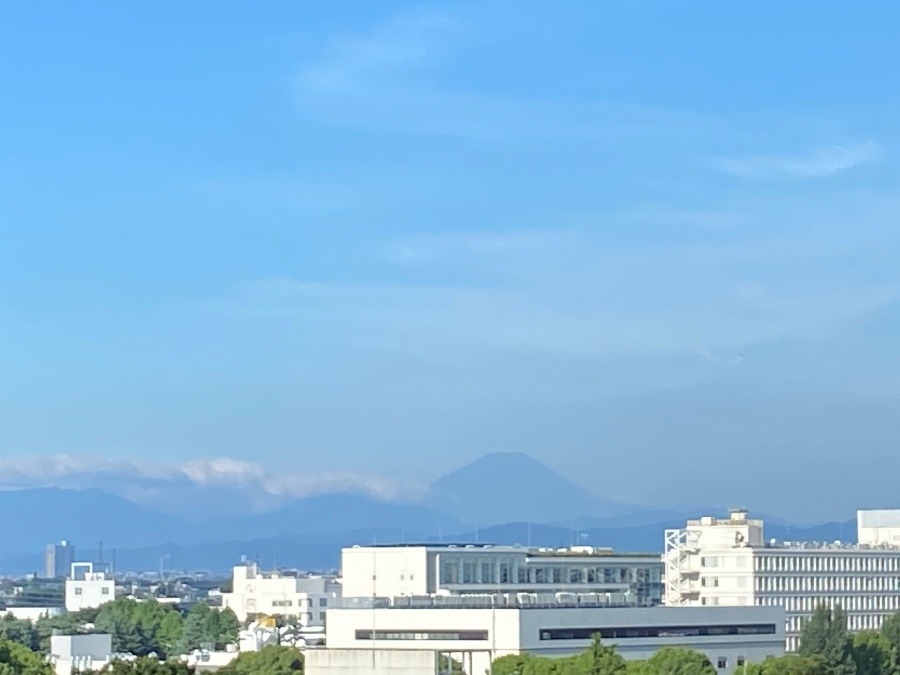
(0, 598, 239, 658)
(6, 600, 900, 675)
(0, 640, 303, 675)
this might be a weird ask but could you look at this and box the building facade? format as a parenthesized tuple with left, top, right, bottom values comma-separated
(664, 509, 900, 651)
(319, 601, 784, 675)
(221, 563, 341, 624)
(341, 544, 663, 606)
(48, 633, 113, 675)
(64, 563, 115, 612)
(45, 541, 75, 579)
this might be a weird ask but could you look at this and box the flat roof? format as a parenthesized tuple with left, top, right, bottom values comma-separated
(346, 544, 660, 557)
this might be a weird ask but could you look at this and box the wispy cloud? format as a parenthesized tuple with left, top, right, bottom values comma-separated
(210, 205, 900, 371)
(0, 454, 408, 504)
(715, 141, 882, 179)
(293, 6, 714, 144)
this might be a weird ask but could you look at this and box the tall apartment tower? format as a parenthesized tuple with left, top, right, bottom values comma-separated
(45, 540, 76, 579)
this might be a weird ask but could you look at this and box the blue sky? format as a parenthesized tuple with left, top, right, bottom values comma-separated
(1, 2, 899, 520)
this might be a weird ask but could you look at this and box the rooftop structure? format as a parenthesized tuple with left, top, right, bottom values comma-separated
(665, 509, 900, 651)
(341, 544, 663, 606)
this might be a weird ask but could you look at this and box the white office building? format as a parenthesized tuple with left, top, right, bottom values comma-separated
(664, 509, 900, 651)
(341, 544, 663, 606)
(221, 563, 341, 624)
(305, 544, 783, 675)
(313, 595, 783, 675)
(65, 562, 115, 612)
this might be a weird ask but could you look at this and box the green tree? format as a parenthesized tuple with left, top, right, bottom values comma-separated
(179, 604, 238, 653)
(642, 647, 716, 675)
(155, 612, 183, 659)
(576, 636, 627, 675)
(852, 630, 889, 675)
(0, 616, 38, 651)
(0, 639, 53, 675)
(214, 609, 240, 649)
(218, 645, 304, 675)
(492, 653, 535, 675)
(800, 605, 857, 675)
(744, 654, 828, 675)
(880, 611, 900, 674)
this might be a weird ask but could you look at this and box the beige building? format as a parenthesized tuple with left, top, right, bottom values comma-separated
(665, 509, 900, 651)
(221, 563, 341, 624)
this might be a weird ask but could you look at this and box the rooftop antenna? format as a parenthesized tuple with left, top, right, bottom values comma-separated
(98, 540, 104, 564)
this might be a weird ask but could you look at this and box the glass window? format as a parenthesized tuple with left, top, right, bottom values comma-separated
(441, 558, 459, 584)
(481, 562, 495, 584)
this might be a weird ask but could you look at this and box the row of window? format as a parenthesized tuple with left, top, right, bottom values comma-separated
(439, 557, 661, 588)
(757, 595, 900, 614)
(355, 630, 488, 641)
(700, 556, 747, 569)
(72, 587, 110, 596)
(539, 623, 777, 640)
(755, 554, 900, 573)
(756, 576, 900, 593)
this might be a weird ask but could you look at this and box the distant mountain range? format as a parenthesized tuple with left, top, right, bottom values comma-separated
(0, 452, 860, 574)
(422, 452, 638, 525)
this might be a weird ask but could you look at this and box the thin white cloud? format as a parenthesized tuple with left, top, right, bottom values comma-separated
(715, 141, 882, 179)
(209, 216, 900, 367)
(0, 454, 406, 502)
(293, 6, 715, 144)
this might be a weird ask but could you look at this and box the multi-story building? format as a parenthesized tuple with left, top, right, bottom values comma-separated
(221, 563, 341, 624)
(341, 544, 663, 606)
(64, 563, 115, 612)
(45, 541, 75, 579)
(307, 543, 783, 675)
(664, 509, 900, 651)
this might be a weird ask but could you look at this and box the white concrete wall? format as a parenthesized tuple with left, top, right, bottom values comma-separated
(858, 510, 900, 546)
(50, 633, 112, 660)
(306, 648, 438, 675)
(65, 576, 115, 611)
(341, 547, 431, 598)
(324, 605, 783, 675)
(518, 605, 784, 673)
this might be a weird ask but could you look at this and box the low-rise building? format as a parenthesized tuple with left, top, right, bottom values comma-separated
(65, 562, 115, 612)
(48, 634, 113, 675)
(221, 563, 341, 624)
(314, 599, 784, 675)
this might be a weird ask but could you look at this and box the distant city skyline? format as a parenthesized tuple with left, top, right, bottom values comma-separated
(1, 2, 900, 521)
